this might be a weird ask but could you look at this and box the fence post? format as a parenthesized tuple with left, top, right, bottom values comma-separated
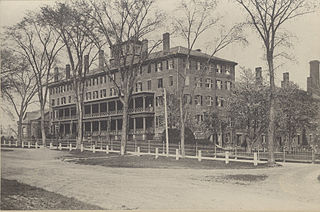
(50, 142, 53, 149)
(134, 139, 137, 152)
(111, 140, 113, 151)
(137, 146, 140, 156)
(35, 142, 38, 149)
(100, 141, 103, 150)
(283, 148, 286, 163)
(106, 145, 109, 154)
(9, 140, 11, 147)
(69, 143, 72, 151)
(58, 143, 62, 150)
(176, 149, 179, 160)
(254, 152, 258, 166)
(235, 147, 238, 160)
(312, 149, 315, 164)
(81, 143, 84, 152)
(225, 151, 229, 164)
(92, 144, 96, 153)
(22, 141, 24, 148)
(148, 140, 151, 153)
(196, 142, 198, 157)
(28, 141, 31, 149)
(214, 144, 217, 159)
(15, 140, 18, 147)
(155, 148, 159, 159)
(198, 150, 202, 162)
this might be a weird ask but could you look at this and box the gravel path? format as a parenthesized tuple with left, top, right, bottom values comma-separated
(1, 148, 320, 210)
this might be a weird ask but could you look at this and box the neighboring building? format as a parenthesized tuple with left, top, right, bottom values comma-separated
(48, 33, 237, 142)
(20, 110, 50, 139)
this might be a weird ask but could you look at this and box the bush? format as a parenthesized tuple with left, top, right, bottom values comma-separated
(162, 128, 195, 144)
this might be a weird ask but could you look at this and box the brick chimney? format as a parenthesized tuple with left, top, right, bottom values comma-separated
(66, 64, 70, 79)
(142, 39, 148, 59)
(163, 32, 170, 54)
(84, 55, 89, 73)
(307, 60, 320, 95)
(281, 72, 289, 88)
(255, 67, 262, 84)
(54, 67, 59, 82)
(99, 50, 104, 71)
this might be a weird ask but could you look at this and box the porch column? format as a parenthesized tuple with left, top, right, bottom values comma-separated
(98, 121, 101, 134)
(143, 117, 146, 132)
(143, 96, 146, 110)
(106, 101, 109, 113)
(90, 104, 92, 116)
(133, 97, 136, 112)
(115, 101, 118, 113)
(98, 103, 101, 115)
(69, 108, 71, 118)
(133, 118, 136, 134)
(70, 121, 73, 135)
(115, 119, 118, 132)
(90, 121, 93, 134)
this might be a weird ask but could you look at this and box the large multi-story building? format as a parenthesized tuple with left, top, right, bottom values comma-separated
(48, 33, 237, 141)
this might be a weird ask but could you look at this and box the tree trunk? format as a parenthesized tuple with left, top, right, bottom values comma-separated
(76, 100, 83, 149)
(121, 99, 129, 155)
(179, 95, 185, 157)
(17, 117, 23, 144)
(40, 108, 46, 147)
(267, 56, 276, 165)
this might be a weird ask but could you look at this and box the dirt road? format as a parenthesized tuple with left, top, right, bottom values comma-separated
(1, 148, 320, 210)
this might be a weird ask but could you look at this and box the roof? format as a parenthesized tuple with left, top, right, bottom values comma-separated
(148, 46, 238, 64)
(22, 109, 50, 124)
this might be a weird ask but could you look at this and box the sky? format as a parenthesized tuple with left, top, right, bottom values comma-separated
(1, 0, 320, 127)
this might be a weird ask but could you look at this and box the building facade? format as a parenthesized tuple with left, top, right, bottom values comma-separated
(48, 33, 237, 142)
(20, 110, 50, 139)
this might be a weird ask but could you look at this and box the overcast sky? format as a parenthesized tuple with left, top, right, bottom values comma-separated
(1, 0, 320, 127)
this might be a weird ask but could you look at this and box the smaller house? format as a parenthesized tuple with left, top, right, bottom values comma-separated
(20, 110, 50, 139)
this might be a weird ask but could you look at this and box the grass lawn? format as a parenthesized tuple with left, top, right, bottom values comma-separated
(65, 151, 269, 169)
(1, 179, 103, 210)
(203, 174, 268, 185)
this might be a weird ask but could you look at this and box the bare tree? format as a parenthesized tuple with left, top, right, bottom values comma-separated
(78, 0, 164, 155)
(5, 12, 64, 147)
(173, 0, 246, 157)
(40, 2, 99, 149)
(1, 48, 37, 144)
(235, 0, 314, 165)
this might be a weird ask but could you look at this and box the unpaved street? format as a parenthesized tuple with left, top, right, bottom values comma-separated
(1, 148, 320, 210)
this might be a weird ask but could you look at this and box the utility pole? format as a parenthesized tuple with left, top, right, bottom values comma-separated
(164, 88, 169, 156)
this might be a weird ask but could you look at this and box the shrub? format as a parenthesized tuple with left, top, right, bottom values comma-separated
(161, 128, 195, 144)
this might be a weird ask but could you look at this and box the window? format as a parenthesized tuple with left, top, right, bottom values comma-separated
(57, 98, 60, 105)
(216, 97, 224, 107)
(205, 78, 211, 88)
(216, 80, 222, 89)
(110, 88, 116, 96)
(158, 78, 163, 88)
(148, 64, 151, 73)
(196, 114, 204, 123)
(156, 96, 163, 107)
(51, 99, 55, 106)
(103, 75, 107, 83)
(136, 82, 143, 92)
(100, 90, 103, 98)
(50, 88, 52, 95)
(197, 62, 201, 71)
(156, 116, 163, 128)
(216, 64, 222, 74)
(139, 66, 143, 75)
(195, 95, 202, 106)
(156, 62, 162, 72)
(88, 92, 91, 100)
(226, 81, 232, 90)
(103, 89, 107, 97)
(184, 94, 192, 105)
(169, 59, 174, 69)
(226, 65, 231, 75)
(195, 77, 202, 88)
(147, 80, 152, 90)
(166, 60, 169, 69)
(68, 96, 71, 103)
(100, 76, 103, 84)
(185, 76, 190, 86)
(92, 78, 95, 86)
(206, 96, 214, 106)
(169, 76, 174, 86)
(110, 73, 115, 82)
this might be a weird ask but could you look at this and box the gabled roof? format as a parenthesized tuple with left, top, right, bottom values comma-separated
(22, 109, 50, 124)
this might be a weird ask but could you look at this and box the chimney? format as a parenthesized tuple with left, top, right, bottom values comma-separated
(309, 60, 320, 87)
(84, 55, 89, 73)
(281, 72, 289, 88)
(54, 67, 59, 82)
(255, 67, 262, 84)
(66, 64, 70, 79)
(163, 32, 170, 54)
(99, 50, 104, 71)
(142, 39, 148, 59)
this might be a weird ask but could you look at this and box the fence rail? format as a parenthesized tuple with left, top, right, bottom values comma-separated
(1, 138, 319, 164)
